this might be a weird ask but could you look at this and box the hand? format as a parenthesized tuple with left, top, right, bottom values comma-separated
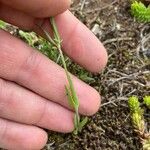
(0, 0, 108, 149)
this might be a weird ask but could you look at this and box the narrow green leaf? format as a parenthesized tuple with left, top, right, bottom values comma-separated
(42, 29, 56, 46)
(78, 117, 88, 132)
(50, 18, 61, 44)
(42, 17, 88, 135)
(65, 85, 75, 108)
(73, 114, 79, 135)
(67, 73, 79, 109)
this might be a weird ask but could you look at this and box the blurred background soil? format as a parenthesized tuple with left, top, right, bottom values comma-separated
(0, 0, 149, 150)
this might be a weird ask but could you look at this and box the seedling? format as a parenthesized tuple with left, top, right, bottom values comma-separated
(128, 96, 145, 134)
(143, 96, 150, 109)
(0, 20, 6, 29)
(19, 31, 38, 46)
(130, 0, 150, 22)
(40, 18, 88, 135)
(128, 96, 150, 150)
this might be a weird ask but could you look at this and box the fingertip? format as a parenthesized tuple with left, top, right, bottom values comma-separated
(78, 86, 101, 116)
(62, 125, 74, 133)
(66, 0, 72, 9)
(89, 89, 101, 116)
(35, 129, 48, 149)
(89, 44, 108, 73)
(55, 11, 108, 73)
(53, 114, 74, 133)
(24, 127, 48, 150)
(85, 89, 101, 116)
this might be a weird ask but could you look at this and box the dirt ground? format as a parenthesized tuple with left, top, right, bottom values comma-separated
(0, 0, 149, 150)
(43, 0, 150, 150)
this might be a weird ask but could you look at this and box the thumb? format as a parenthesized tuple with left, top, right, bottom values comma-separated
(0, 0, 71, 18)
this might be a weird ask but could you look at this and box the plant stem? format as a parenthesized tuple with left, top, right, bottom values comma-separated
(39, 17, 87, 134)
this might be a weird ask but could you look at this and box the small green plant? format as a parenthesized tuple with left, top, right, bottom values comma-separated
(18, 30, 60, 62)
(143, 96, 150, 109)
(143, 139, 150, 150)
(131, 1, 150, 22)
(128, 96, 150, 150)
(19, 31, 38, 46)
(39, 18, 88, 134)
(128, 96, 145, 134)
(0, 20, 6, 29)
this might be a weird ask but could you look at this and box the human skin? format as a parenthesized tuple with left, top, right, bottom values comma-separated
(0, 0, 108, 149)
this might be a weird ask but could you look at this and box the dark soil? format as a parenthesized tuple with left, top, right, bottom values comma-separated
(0, 0, 149, 150)
(43, 0, 150, 150)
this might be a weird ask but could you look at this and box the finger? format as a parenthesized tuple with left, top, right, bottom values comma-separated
(0, 5, 108, 72)
(0, 0, 71, 18)
(0, 78, 74, 132)
(0, 118, 47, 150)
(0, 29, 100, 116)
(40, 11, 108, 73)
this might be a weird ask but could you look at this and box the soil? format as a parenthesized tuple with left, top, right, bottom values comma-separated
(0, 0, 149, 150)
(43, 0, 150, 150)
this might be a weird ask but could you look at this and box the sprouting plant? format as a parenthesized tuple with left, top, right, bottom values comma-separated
(39, 18, 88, 135)
(128, 96, 145, 134)
(131, 1, 150, 22)
(128, 96, 150, 150)
(19, 31, 38, 46)
(143, 96, 150, 109)
(0, 20, 6, 29)
(128, 96, 141, 112)
(143, 139, 150, 150)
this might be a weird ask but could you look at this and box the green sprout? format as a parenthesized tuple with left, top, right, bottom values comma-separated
(128, 96, 141, 113)
(143, 96, 150, 109)
(143, 139, 150, 150)
(39, 18, 88, 134)
(19, 31, 38, 47)
(0, 20, 6, 29)
(128, 96, 145, 133)
(131, 1, 150, 22)
(128, 96, 150, 150)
